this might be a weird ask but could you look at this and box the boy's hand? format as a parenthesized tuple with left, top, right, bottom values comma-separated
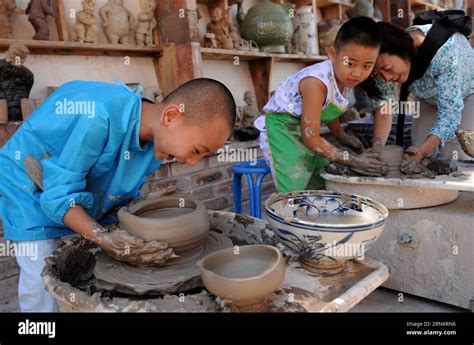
(348, 152, 388, 177)
(336, 133, 364, 153)
(94, 228, 178, 268)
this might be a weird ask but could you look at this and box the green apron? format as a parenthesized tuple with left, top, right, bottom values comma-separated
(265, 102, 345, 192)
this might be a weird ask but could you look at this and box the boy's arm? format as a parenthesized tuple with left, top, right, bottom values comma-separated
(299, 77, 386, 176)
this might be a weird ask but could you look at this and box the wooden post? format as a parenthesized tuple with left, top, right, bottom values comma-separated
(155, 43, 179, 97)
(53, 0, 70, 41)
(249, 57, 274, 113)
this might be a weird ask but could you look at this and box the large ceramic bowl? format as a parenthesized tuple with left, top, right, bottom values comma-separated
(117, 197, 209, 255)
(198, 245, 286, 309)
(264, 191, 388, 273)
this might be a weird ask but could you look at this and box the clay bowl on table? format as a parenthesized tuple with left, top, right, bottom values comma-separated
(117, 197, 209, 255)
(456, 130, 474, 158)
(198, 245, 286, 310)
(264, 191, 388, 274)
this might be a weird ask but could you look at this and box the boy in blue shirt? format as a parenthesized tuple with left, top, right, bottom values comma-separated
(0, 78, 236, 311)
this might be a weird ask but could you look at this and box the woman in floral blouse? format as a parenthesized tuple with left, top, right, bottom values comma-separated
(370, 21, 474, 162)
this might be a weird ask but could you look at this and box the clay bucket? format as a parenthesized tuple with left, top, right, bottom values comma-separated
(198, 245, 286, 310)
(378, 145, 404, 177)
(117, 197, 209, 255)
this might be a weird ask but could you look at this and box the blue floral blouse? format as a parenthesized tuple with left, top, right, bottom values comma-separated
(374, 24, 474, 146)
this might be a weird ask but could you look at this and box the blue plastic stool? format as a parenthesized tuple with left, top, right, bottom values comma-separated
(231, 160, 271, 219)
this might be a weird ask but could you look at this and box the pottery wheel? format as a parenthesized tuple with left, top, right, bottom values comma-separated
(93, 231, 233, 296)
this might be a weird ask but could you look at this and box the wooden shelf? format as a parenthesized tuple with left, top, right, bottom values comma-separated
(317, 0, 354, 8)
(411, 0, 445, 11)
(201, 47, 327, 63)
(0, 39, 163, 57)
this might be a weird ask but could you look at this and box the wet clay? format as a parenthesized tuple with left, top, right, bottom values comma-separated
(456, 130, 474, 158)
(378, 145, 403, 178)
(117, 197, 210, 255)
(199, 245, 286, 308)
(94, 232, 233, 295)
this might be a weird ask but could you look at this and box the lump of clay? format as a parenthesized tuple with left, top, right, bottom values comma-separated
(99, 0, 134, 45)
(135, 0, 156, 47)
(74, 0, 98, 43)
(26, 0, 54, 40)
(0, 0, 24, 39)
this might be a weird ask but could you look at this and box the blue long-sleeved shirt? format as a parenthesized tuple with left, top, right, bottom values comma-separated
(0, 80, 162, 241)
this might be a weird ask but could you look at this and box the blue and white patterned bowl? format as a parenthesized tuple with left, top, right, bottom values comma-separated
(264, 191, 389, 273)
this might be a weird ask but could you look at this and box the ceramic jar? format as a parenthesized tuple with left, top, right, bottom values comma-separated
(240, 0, 294, 53)
(294, 6, 319, 55)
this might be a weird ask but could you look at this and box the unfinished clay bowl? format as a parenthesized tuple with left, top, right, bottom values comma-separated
(456, 130, 474, 158)
(378, 145, 404, 178)
(198, 245, 286, 310)
(264, 191, 388, 274)
(117, 197, 209, 255)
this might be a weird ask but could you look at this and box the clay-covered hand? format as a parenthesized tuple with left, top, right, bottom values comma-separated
(95, 229, 177, 268)
(336, 133, 364, 153)
(348, 152, 388, 177)
(400, 146, 424, 175)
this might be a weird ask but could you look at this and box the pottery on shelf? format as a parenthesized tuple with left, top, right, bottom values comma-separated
(264, 191, 388, 274)
(135, 0, 157, 47)
(293, 6, 319, 56)
(198, 245, 286, 310)
(117, 197, 210, 255)
(318, 19, 345, 55)
(456, 130, 474, 158)
(205, 6, 233, 49)
(378, 145, 404, 178)
(26, 0, 54, 40)
(99, 0, 134, 45)
(346, 0, 375, 19)
(74, 0, 98, 43)
(0, 0, 24, 39)
(0, 43, 34, 121)
(240, 0, 294, 53)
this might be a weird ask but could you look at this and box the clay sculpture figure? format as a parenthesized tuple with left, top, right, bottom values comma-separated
(143, 85, 164, 103)
(26, 0, 54, 40)
(99, 0, 134, 45)
(293, 6, 319, 55)
(0, 0, 24, 38)
(135, 0, 156, 47)
(198, 245, 287, 311)
(204, 7, 233, 49)
(0, 43, 34, 121)
(73, 0, 98, 43)
(235, 91, 260, 141)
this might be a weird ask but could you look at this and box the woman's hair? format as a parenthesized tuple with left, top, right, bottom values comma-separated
(359, 21, 416, 100)
(377, 22, 416, 60)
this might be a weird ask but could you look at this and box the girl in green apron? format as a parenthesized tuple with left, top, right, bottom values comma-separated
(254, 17, 387, 192)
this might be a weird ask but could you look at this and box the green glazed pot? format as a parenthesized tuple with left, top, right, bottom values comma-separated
(240, 0, 294, 53)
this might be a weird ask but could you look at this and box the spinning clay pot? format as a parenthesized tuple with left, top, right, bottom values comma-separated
(117, 197, 209, 255)
(198, 245, 286, 309)
(378, 145, 404, 178)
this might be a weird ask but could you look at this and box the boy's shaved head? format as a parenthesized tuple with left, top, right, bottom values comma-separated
(163, 78, 237, 131)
